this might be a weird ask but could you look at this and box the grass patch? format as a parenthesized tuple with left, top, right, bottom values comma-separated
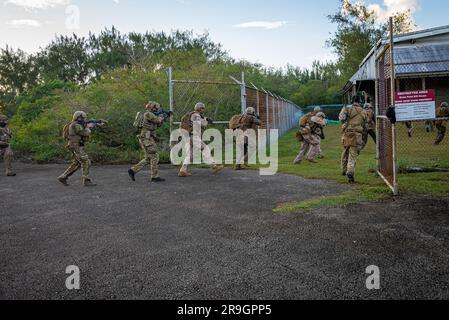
(274, 187, 391, 212)
(264, 124, 449, 212)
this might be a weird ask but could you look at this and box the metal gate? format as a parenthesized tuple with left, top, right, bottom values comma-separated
(376, 19, 398, 195)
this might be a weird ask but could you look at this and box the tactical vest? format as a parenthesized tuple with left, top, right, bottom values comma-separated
(67, 121, 88, 145)
(345, 105, 365, 134)
(240, 114, 258, 131)
(0, 127, 12, 143)
(300, 112, 315, 128)
(229, 115, 243, 130)
(0, 126, 11, 143)
(141, 111, 158, 132)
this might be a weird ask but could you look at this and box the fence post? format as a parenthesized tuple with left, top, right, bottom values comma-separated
(241, 72, 247, 114)
(281, 99, 284, 135)
(277, 97, 281, 137)
(168, 67, 174, 135)
(265, 90, 270, 145)
(389, 17, 399, 196)
(273, 95, 277, 136)
(284, 100, 288, 133)
(288, 102, 292, 131)
(291, 104, 294, 129)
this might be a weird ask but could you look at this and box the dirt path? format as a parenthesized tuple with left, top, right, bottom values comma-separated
(1, 164, 448, 299)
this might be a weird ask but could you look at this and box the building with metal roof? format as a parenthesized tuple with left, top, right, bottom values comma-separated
(342, 25, 449, 106)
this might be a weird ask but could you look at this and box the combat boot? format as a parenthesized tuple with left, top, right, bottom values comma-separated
(58, 176, 69, 186)
(128, 169, 136, 182)
(178, 171, 192, 178)
(347, 173, 355, 184)
(83, 179, 97, 187)
(151, 177, 166, 183)
(212, 165, 225, 174)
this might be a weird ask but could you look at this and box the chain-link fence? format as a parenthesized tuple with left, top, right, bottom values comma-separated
(171, 79, 241, 125)
(395, 77, 449, 171)
(376, 21, 449, 194)
(376, 44, 398, 194)
(168, 68, 300, 144)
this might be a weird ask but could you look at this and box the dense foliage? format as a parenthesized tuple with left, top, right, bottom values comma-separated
(327, 0, 416, 84)
(0, 1, 415, 162)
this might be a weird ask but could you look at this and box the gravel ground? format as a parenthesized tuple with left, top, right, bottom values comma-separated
(1, 163, 448, 300)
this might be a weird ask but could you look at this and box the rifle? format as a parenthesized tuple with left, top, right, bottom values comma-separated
(199, 114, 214, 125)
(154, 109, 174, 121)
(87, 119, 108, 129)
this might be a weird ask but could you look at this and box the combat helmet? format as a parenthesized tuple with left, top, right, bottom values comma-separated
(72, 111, 87, 122)
(195, 102, 206, 113)
(246, 107, 256, 115)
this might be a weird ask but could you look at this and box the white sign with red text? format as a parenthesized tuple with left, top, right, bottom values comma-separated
(395, 90, 436, 121)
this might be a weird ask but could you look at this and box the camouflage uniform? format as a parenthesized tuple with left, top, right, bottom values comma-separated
(181, 112, 215, 169)
(362, 102, 377, 148)
(340, 103, 367, 182)
(0, 115, 14, 176)
(294, 113, 326, 163)
(179, 103, 224, 177)
(59, 121, 93, 184)
(236, 108, 261, 168)
(435, 102, 449, 145)
(131, 111, 164, 179)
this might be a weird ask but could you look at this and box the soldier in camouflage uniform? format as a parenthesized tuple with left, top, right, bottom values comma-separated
(235, 107, 261, 170)
(294, 112, 327, 164)
(58, 111, 104, 187)
(0, 114, 16, 176)
(128, 102, 166, 183)
(178, 103, 225, 177)
(339, 96, 367, 184)
(362, 97, 376, 149)
(435, 102, 449, 145)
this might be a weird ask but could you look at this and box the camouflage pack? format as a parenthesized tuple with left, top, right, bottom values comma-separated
(229, 115, 244, 130)
(133, 111, 145, 130)
(180, 112, 196, 133)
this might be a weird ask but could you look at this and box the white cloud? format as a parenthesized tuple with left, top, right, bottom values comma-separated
(234, 21, 288, 30)
(367, 0, 420, 21)
(7, 19, 42, 27)
(5, 0, 71, 10)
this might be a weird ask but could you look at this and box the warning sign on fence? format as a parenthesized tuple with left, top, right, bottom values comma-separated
(395, 90, 436, 121)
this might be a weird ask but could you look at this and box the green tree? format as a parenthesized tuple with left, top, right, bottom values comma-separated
(328, 0, 416, 84)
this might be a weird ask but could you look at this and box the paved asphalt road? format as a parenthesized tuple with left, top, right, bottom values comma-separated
(1, 164, 448, 300)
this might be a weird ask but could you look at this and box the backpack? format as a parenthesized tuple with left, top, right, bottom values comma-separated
(229, 115, 244, 130)
(299, 112, 313, 128)
(62, 123, 71, 141)
(295, 130, 304, 142)
(133, 111, 145, 130)
(180, 112, 196, 133)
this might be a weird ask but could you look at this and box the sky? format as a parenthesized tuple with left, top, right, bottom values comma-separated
(1, 0, 448, 69)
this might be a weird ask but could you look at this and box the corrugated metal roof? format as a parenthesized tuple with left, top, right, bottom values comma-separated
(350, 52, 377, 82)
(395, 44, 449, 76)
(343, 25, 449, 93)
